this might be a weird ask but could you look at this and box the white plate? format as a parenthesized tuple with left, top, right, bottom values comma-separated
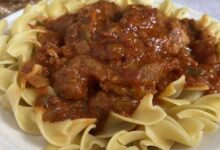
(0, 2, 220, 150)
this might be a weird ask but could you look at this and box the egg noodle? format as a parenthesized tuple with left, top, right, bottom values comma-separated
(0, 0, 220, 150)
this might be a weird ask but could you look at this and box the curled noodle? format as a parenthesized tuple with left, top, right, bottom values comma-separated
(159, 0, 188, 19)
(0, 0, 220, 150)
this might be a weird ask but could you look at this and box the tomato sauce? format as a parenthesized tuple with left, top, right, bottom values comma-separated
(19, 1, 220, 130)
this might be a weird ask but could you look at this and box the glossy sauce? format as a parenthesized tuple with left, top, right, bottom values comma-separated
(19, 1, 220, 130)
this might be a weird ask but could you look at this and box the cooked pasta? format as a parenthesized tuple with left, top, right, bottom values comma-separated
(1, 0, 220, 150)
(159, 0, 188, 19)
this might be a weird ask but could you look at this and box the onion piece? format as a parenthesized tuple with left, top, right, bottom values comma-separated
(74, 40, 90, 54)
(28, 75, 49, 88)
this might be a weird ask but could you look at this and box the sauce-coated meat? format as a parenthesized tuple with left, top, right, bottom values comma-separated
(19, 1, 220, 130)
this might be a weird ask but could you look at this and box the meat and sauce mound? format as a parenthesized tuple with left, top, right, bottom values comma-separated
(19, 1, 220, 129)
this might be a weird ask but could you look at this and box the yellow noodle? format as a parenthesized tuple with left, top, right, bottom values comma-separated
(0, 0, 219, 150)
